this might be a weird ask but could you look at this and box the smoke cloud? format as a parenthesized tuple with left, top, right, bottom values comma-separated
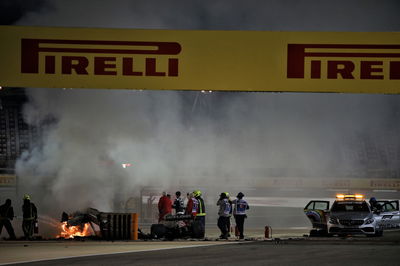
(17, 89, 187, 212)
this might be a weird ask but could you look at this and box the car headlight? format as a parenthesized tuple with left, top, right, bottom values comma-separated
(364, 218, 374, 225)
(329, 217, 338, 224)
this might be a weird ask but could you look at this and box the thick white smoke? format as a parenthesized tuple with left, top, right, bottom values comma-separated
(16, 89, 185, 212)
(15, 88, 395, 213)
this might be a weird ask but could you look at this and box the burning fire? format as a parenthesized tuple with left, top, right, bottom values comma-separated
(57, 222, 91, 239)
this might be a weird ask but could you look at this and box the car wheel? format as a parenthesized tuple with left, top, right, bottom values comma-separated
(319, 230, 329, 237)
(309, 229, 318, 237)
(150, 224, 166, 239)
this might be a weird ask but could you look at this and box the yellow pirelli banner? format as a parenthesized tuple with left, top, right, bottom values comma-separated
(0, 25, 400, 93)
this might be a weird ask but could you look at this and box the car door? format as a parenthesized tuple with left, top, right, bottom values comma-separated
(304, 200, 330, 229)
(377, 200, 399, 211)
(374, 201, 400, 230)
(388, 200, 399, 211)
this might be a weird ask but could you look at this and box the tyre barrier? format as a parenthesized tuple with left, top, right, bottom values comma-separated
(99, 213, 139, 240)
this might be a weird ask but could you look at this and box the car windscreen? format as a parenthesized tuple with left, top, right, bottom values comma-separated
(331, 201, 370, 212)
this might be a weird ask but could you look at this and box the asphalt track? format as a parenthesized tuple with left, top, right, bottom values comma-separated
(2, 230, 400, 266)
(8, 239, 400, 266)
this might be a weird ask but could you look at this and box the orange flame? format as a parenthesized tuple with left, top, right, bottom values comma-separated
(57, 222, 91, 239)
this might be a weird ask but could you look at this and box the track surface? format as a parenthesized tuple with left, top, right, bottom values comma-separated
(2, 230, 400, 266)
(5, 234, 400, 266)
(10, 240, 400, 266)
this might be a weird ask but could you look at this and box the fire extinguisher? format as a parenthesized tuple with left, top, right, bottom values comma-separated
(265, 225, 272, 238)
(34, 221, 39, 234)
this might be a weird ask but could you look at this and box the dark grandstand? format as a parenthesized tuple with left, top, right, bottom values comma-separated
(0, 87, 40, 173)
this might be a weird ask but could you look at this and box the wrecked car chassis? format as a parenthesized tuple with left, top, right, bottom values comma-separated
(61, 209, 203, 240)
(61, 208, 138, 240)
(150, 214, 204, 240)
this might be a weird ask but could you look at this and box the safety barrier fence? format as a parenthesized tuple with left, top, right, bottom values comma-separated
(98, 213, 138, 240)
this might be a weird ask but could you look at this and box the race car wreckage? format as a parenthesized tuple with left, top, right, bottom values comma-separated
(61, 208, 203, 240)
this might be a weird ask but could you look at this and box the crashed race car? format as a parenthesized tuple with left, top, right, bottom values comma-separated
(61, 208, 101, 228)
(304, 194, 400, 237)
(150, 214, 204, 240)
(60, 208, 113, 239)
(61, 208, 140, 240)
(60, 208, 204, 240)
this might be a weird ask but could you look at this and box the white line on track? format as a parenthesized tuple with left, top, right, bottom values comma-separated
(0, 242, 241, 265)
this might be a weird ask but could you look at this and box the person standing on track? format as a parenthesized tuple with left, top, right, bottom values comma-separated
(232, 192, 249, 239)
(369, 197, 382, 212)
(22, 194, 38, 240)
(0, 199, 16, 240)
(194, 190, 206, 238)
(173, 191, 185, 214)
(158, 192, 172, 222)
(217, 192, 231, 239)
(224, 192, 233, 237)
(185, 192, 198, 217)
